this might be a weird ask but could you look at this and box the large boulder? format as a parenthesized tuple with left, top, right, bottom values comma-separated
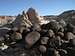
(25, 31, 40, 48)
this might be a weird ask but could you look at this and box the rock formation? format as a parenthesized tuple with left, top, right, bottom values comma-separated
(0, 8, 75, 56)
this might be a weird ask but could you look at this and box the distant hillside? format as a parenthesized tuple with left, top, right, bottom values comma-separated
(58, 10, 75, 25)
(44, 10, 75, 26)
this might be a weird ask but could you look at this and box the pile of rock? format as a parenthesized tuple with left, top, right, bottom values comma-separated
(0, 8, 75, 56)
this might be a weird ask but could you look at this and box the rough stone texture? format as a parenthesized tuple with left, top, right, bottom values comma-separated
(25, 31, 40, 48)
(57, 32, 64, 38)
(39, 45, 47, 53)
(48, 29, 54, 37)
(41, 37, 49, 44)
(65, 32, 75, 40)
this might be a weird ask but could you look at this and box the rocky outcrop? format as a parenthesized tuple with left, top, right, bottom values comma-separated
(26, 8, 42, 31)
(12, 13, 32, 28)
(0, 8, 75, 56)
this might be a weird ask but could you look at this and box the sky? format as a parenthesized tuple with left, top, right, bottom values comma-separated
(0, 0, 75, 16)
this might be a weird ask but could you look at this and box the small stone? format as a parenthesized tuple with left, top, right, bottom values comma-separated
(65, 32, 75, 40)
(39, 45, 47, 53)
(54, 50, 60, 56)
(48, 29, 54, 37)
(57, 32, 64, 38)
(41, 37, 49, 44)
(15, 32, 22, 40)
(10, 32, 22, 42)
(58, 26, 64, 32)
(49, 36, 62, 48)
(55, 36, 62, 47)
(0, 37, 4, 42)
(19, 27, 25, 33)
(0, 43, 9, 50)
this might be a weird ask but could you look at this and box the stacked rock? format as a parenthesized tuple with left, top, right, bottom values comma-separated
(0, 8, 75, 56)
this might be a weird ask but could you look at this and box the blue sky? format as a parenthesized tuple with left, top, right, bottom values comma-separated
(0, 0, 75, 16)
